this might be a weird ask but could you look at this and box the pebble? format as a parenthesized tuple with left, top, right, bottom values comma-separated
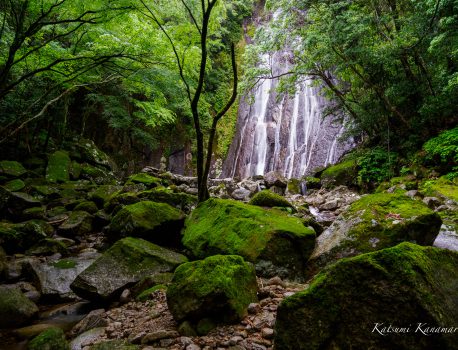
(247, 303, 261, 314)
(261, 328, 274, 339)
(186, 344, 201, 350)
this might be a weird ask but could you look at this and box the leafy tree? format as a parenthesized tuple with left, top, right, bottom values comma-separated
(139, 0, 245, 201)
(249, 0, 458, 153)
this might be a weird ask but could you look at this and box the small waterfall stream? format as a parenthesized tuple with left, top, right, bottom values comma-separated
(223, 51, 353, 179)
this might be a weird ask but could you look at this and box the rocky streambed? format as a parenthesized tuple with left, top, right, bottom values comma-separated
(1, 142, 458, 349)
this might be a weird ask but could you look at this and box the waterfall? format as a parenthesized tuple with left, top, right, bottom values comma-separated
(222, 51, 354, 179)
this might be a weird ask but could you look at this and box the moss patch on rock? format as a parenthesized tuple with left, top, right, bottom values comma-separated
(308, 192, 442, 275)
(126, 173, 162, 187)
(4, 179, 26, 192)
(70, 237, 187, 302)
(275, 243, 458, 350)
(420, 176, 458, 202)
(46, 151, 71, 183)
(0, 285, 39, 328)
(0, 160, 27, 178)
(182, 198, 315, 280)
(320, 159, 358, 189)
(108, 201, 184, 247)
(249, 190, 293, 209)
(27, 327, 69, 350)
(167, 255, 258, 334)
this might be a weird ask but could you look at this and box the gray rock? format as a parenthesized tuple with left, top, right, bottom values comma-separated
(71, 237, 187, 302)
(423, 196, 442, 209)
(264, 171, 287, 188)
(433, 224, 458, 252)
(72, 309, 107, 336)
(59, 211, 94, 237)
(231, 187, 251, 201)
(141, 330, 179, 344)
(70, 327, 106, 350)
(26, 255, 98, 300)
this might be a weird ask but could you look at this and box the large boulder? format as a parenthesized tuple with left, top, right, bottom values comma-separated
(0, 220, 53, 253)
(182, 198, 315, 280)
(0, 160, 27, 178)
(70, 237, 188, 302)
(264, 171, 287, 188)
(26, 256, 99, 301)
(249, 190, 293, 209)
(72, 138, 114, 170)
(0, 285, 39, 328)
(308, 192, 442, 275)
(46, 151, 71, 183)
(167, 255, 257, 334)
(139, 187, 197, 213)
(275, 243, 458, 350)
(6, 191, 42, 216)
(108, 201, 185, 246)
(58, 211, 94, 237)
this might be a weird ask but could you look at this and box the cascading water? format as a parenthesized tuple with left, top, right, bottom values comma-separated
(223, 50, 353, 179)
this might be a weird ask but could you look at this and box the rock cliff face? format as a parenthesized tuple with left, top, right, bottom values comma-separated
(222, 46, 354, 179)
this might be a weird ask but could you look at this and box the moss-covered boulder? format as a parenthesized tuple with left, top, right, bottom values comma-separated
(126, 173, 162, 187)
(58, 211, 93, 237)
(249, 190, 293, 209)
(89, 185, 122, 208)
(70, 237, 188, 302)
(80, 164, 115, 185)
(46, 151, 71, 183)
(320, 159, 358, 189)
(182, 198, 315, 280)
(0, 285, 39, 328)
(308, 193, 442, 275)
(167, 255, 257, 335)
(27, 327, 69, 350)
(275, 243, 458, 350)
(0, 220, 53, 253)
(4, 179, 26, 192)
(7, 191, 41, 215)
(0, 160, 27, 178)
(139, 187, 197, 213)
(108, 201, 185, 247)
(73, 201, 98, 214)
(72, 138, 114, 170)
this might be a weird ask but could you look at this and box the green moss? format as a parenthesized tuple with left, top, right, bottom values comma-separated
(73, 201, 98, 214)
(249, 190, 293, 208)
(126, 173, 162, 187)
(420, 176, 458, 201)
(4, 179, 26, 192)
(90, 185, 122, 208)
(167, 255, 258, 330)
(109, 201, 184, 245)
(309, 192, 443, 275)
(46, 151, 71, 183)
(136, 284, 166, 301)
(183, 198, 315, 262)
(27, 327, 69, 350)
(0, 160, 27, 177)
(276, 243, 458, 350)
(139, 186, 197, 212)
(80, 164, 114, 184)
(320, 160, 358, 188)
(52, 259, 76, 269)
(70, 161, 82, 180)
(304, 177, 321, 189)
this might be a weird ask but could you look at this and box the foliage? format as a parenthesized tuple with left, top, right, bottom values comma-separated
(423, 126, 458, 177)
(246, 0, 458, 154)
(357, 148, 398, 185)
